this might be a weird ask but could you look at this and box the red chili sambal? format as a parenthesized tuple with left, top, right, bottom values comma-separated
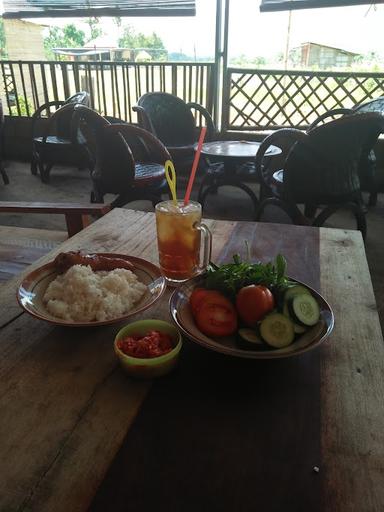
(117, 330, 174, 359)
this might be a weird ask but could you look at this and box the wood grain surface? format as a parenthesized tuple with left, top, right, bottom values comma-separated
(319, 229, 384, 512)
(0, 209, 383, 512)
(0, 209, 229, 512)
(0, 226, 66, 283)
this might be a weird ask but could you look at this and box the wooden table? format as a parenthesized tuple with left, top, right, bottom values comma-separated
(198, 140, 281, 217)
(1, 208, 383, 512)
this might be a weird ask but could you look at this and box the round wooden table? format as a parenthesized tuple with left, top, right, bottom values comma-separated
(197, 140, 281, 217)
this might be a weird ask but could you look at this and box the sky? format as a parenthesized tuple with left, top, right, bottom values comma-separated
(1, 0, 384, 59)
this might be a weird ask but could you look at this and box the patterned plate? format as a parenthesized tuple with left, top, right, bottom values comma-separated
(170, 276, 334, 359)
(17, 253, 166, 327)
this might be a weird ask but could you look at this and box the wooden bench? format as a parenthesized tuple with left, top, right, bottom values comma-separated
(0, 202, 111, 237)
(0, 202, 111, 283)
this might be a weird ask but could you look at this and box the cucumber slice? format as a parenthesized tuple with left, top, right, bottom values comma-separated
(293, 322, 307, 334)
(283, 302, 307, 334)
(289, 294, 320, 327)
(260, 313, 295, 348)
(284, 285, 311, 302)
(237, 328, 265, 350)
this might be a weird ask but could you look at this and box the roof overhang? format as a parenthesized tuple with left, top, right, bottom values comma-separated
(260, 0, 384, 11)
(3, 1, 196, 19)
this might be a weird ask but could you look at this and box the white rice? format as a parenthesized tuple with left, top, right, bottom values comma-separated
(43, 264, 147, 322)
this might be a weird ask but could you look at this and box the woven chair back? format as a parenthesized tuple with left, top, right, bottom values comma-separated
(74, 105, 136, 193)
(284, 112, 384, 204)
(136, 92, 196, 146)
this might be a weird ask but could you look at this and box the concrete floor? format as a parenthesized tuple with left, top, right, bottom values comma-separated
(1, 160, 384, 330)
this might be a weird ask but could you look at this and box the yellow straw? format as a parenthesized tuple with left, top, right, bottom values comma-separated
(165, 160, 177, 206)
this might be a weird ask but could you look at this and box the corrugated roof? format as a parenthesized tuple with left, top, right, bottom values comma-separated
(260, 0, 384, 11)
(3, 0, 196, 18)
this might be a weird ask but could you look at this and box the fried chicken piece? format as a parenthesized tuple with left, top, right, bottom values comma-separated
(53, 251, 134, 274)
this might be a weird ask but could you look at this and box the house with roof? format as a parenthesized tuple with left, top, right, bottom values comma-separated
(290, 42, 360, 69)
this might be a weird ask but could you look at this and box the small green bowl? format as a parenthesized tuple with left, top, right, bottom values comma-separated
(114, 319, 182, 378)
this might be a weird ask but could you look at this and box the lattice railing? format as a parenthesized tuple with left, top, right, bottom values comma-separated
(223, 68, 384, 131)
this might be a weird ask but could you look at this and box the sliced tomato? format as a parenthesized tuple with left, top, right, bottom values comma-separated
(190, 288, 210, 315)
(190, 288, 229, 315)
(195, 297, 237, 337)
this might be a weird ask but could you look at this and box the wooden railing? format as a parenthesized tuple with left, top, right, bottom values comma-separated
(223, 67, 384, 131)
(2, 60, 384, 131)
(0, 60, 216, 122)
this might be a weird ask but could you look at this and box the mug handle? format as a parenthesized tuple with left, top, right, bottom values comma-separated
(194, 222, 212, 273)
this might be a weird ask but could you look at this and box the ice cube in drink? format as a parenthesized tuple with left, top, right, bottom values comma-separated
(155, 200, 202, 282)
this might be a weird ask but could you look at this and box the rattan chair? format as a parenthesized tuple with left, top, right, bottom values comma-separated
(310, 99, 384, 207)
(72, 105, 170, 207)
(255, 112, 384, 239)
(133, 92, 216, 173)
(31, 91, 90, 182)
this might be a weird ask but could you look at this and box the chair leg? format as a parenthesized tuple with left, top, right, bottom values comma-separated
(368, 190, 378, 207)
(30, 159, 38, 176)
(31, 146, 39, 175)
(41, 163, 53, 184)
(90, 189, 104, 204)
(312, 203, 367, 240)
(255, 197, 309, 225)
(0, 162, 9, 185)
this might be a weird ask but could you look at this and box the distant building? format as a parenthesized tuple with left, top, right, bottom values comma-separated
(2, 19, 46, 110)
(52, 47, 165, 62)
(135, 50, 152, 62)
(3, 18, 45, 60)
(290, 42, 360, 69)
(53, 47, 133, 62)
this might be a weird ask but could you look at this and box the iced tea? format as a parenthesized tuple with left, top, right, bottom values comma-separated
(156, 200, 204, 283)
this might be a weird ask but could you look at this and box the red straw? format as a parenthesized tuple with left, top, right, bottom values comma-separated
(184, 126, 207, 205)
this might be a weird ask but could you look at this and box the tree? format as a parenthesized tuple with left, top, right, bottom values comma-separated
(43, 18, 103, 59)
(113, 17, 122, 28)
(118, 25, 167, 60)
(85, 17, 103, 42)
(44, 24, 86, 59)
(0, 19, 7, 59)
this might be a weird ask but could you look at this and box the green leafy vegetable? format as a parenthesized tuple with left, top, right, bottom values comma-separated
(205, 254, 294, 300)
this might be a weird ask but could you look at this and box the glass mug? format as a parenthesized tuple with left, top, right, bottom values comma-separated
(155, 200, 212, 284)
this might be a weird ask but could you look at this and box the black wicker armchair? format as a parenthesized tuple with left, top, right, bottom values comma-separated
(72, 105, 170, 207)
(133, 92, 216, 173)
(254, 112, 384, 239)
(31, 91, 90, 182)
(309, 98, 384, 207)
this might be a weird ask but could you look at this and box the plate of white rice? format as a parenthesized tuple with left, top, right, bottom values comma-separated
(17, 253, 166, 327)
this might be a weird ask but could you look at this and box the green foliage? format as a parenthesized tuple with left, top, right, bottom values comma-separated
(118, 25, 167, 60)
(44, 24, 86, 59)
(230, 54, 267, 67)
(86, 17, 103, 42)
(113, 17, 122, 28)
(43, 18, 104, 59)
(0, 18, 7, 59)
(205, 254, 293, 300)
(10, 95, 34, 116)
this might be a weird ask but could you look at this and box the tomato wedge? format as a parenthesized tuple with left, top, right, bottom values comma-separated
(194, 294, 237, 337)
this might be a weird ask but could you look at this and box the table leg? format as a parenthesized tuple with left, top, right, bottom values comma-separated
(199, 158, 259, 217)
